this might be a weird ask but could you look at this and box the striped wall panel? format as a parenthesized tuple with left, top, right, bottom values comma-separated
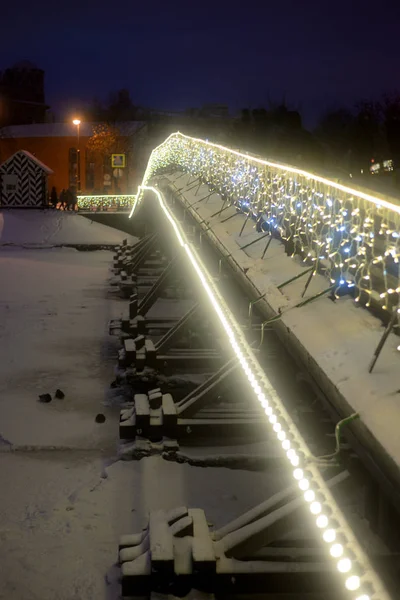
(0, 152, 46, 207)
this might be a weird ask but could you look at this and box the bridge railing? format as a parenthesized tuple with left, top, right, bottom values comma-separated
(140, 132, 400, 319)
(77, 194, 136, 213)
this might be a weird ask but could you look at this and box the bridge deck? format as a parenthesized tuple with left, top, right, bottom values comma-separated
(164, 172, 400, 495)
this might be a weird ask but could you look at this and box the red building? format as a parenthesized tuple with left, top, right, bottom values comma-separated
(0, 121, 144, 195)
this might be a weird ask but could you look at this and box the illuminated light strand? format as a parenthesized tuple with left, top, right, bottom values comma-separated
(133, 132, 400, 316)
(134, 185, 390, 600)
(77, 194, 136, 210)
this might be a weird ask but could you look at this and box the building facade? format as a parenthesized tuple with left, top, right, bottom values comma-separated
(0, 121, 144, 196)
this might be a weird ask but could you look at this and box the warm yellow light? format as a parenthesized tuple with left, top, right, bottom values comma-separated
(131, 131, 400, 316)
(73, 119, 81, 126)
(128, 182, 391, 600)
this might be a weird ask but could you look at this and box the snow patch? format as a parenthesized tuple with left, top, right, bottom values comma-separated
(0, 210, 136, 247)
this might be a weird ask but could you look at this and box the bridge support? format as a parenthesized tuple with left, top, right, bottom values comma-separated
(119, 473, 349, 599)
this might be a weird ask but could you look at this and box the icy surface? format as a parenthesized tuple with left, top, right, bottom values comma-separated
(0, 210, 136, 247)
(0, 248, 123, 449)
(0, 236, 291, 599)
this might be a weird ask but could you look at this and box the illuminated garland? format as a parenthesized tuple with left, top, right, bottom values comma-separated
(131, 185, 391, 600)
(133, 133, 400, 315)
(77, 195, 135, 211)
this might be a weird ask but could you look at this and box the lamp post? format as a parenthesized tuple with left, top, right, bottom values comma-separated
(72, 119, 81, 193)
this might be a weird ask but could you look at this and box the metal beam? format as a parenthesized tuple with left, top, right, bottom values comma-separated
(155, 303, 200, 353)
(131, 233, 159, 273)
(138, 255, 182, 316)
(177, 357, 240, 417)
(176, 354, 238, 406)
(218, 471, 349, 559)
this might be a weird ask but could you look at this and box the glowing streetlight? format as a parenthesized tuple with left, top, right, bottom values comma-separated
(72, 119, 81, 193)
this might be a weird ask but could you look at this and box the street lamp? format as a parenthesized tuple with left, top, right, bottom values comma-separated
(72, 119, 81, 193)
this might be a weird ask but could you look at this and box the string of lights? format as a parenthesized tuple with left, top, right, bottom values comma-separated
(131, 184, 391, 600)
(132, 133, 400, 316)
(77, 194, 136, 211)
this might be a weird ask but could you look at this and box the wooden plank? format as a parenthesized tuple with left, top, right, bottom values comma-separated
(149, 389, 163, 409)
(145, 339, 157, 368)
(134, 334, 145, 349)
(121, 551, 151, 576)
(174, 537, 193, 576)
(120, 407, 134, 421)
(148, 387, 161, 395)
(136, 348, 146, 371)
(135, 394, 150, 429)
(149, 409, 162, 434)
(190, 508, 215, 574)
(162, 394, 177, 427)
(149, 510, 174, 574)
(135, 394, 149, 415)
(170, 515, 193, 538)
(124, 338, 136, 353)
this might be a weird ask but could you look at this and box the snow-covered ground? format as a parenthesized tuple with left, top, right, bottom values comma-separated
(0, 213, 290, 600)
(0, 209, 136, 247)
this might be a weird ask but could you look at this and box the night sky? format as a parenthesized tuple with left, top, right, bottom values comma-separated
(1, 0, 399, 127)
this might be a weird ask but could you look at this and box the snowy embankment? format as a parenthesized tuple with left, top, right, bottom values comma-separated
(0, 209, 136, 247)
(162, 172, 400, 489)
(0, 212, 285, 600)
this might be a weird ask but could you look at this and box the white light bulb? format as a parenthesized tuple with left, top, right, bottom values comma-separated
(310, 501, 322, 515)
(330, 543, 343, 558)
(282, 440, 290, 450)
(269, 414, 277, 424)
(316, 515, 328, 528)
(299, 478, 309, 491)
(293, 468, 303, 480)
(337, 557, 352, 573)
(345, 575, 360, 591)
(323, 529, 336, 543)
(273, 422, 281, 432)
(277, 431, 286, 441)
(290, 455, 300, 467)
(355, 595, 370, 600)
(304, 490, 315, 502)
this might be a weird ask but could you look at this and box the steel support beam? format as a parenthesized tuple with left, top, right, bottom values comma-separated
(119, 389, 268, 442)
(137, 255, 181, 317)
(177, 356, 240, 417)
(131, 233, 159, 273)
(119, 474, 350, 598)
(155, 303, 200, 354)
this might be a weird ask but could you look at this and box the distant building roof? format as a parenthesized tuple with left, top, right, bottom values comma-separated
(12, 60, 39, 70)
(0, 121, 146, 139)
(0, 149, 53, 174)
